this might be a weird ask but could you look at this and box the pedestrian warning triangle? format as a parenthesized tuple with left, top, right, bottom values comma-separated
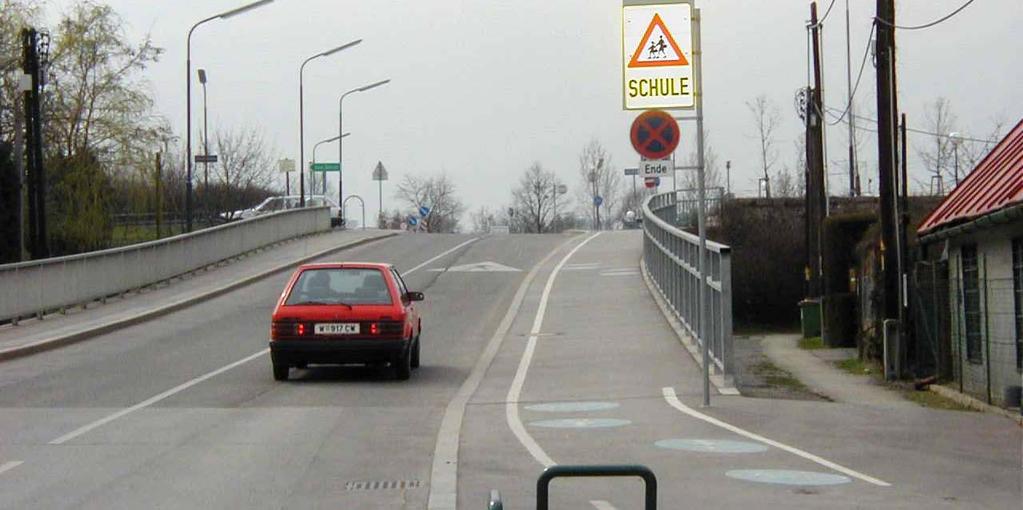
(628, 13, 689, 68)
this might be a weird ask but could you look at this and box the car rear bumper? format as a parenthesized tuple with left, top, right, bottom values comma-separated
(269, 338, 408, 365)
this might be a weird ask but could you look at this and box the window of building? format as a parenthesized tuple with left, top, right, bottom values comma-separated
(961, 245, 982, 363)
(1013, 239, 1023, 370)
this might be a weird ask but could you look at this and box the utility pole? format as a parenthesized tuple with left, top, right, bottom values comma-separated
(875, 0, 900, 324)
(13, 66, 27, 261)
(22, 28, 49, 259)
(844, 0, 859, 196)
(805, 3, 827, 298)
(155, 152, 163, 238)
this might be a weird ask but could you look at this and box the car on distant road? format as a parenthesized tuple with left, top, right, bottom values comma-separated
(269, 263, 424, 381)
(225, 195, 344, 226)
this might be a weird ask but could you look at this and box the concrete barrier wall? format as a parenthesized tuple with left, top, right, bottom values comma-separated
(0, 207, 330, 322)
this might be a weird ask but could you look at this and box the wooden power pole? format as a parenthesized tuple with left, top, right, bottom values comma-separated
(875, 0, 901, 323)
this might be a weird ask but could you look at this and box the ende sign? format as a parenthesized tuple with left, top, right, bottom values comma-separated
(622, 3, 694, 110)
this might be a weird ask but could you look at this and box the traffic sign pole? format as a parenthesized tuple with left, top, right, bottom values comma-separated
(692, 6, 711, 408)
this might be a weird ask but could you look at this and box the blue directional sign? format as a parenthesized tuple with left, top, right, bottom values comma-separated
(408, 216, 419, 226)
(419, 206, 431, 218)
(593, 195, 604, 207)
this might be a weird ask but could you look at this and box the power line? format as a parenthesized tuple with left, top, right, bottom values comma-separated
(808, 0, 838, 28)
(825, 107, 996, 143)
(875, 0, 976, 30)
(827, 21, 876, 126)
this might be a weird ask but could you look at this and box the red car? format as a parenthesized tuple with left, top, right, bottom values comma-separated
(269, 262, 424, 381)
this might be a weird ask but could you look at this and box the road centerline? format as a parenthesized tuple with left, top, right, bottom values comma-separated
(0, 461, 24, 477)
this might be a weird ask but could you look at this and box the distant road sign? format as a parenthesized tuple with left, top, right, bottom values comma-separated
(278, 159, 295, 173)
(645, 176, 660, 188)
(194, 154, 218, 163)
(624, 168, 639, 176)
(419, 206, 431, 218)
(408, 216, 419, 227)
(310, 162, 341, 172)
(593, 195, 604, 207)
(372, 161, 389, 181)
(623, 3, 694, 110)
(640, 158, 672, 177)
(631, 109, 679, 159)
(557, 184, 568, 194)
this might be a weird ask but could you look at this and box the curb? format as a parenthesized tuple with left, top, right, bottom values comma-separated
(928, 384, 1023, 426)
(639, 258, 740, 395)
(0, 232, 398, 362)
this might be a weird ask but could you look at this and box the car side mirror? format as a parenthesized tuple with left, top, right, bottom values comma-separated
(406, 291, 425, 302)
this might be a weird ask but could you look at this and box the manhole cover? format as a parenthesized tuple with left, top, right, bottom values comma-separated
(529, 418, 631, 429)
(524, 401, 620, 412)
(655, 439, 768, 453)
(345, 480, 422, 491)
(725, 470, 851, 486)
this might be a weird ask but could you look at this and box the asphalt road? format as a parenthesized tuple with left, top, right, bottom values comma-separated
(0, 231, 1019, 509)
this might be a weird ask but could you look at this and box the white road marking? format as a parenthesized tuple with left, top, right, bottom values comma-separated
(47, 240, 480, 446)
(0, 461, 24, 476)
(427, 235, 583, 510)
(49, 349, 270, 445)
(405, 238, 478, 275)
(591, 500, 618, 510)
(506, 233, 602, 468)
(661, 387, 891, 487)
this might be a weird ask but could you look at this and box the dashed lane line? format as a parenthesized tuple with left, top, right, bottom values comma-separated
(661, 387, 891, 487)
(0, 461, 23, 476)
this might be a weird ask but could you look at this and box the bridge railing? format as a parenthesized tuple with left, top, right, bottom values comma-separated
(0, 207, 331, 324)
(642, 191, 733, 379)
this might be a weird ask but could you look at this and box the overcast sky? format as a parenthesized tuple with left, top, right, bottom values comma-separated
(43, 0, 1023, 221)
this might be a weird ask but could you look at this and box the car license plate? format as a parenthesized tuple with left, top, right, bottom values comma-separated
(314, 323, 360, 335)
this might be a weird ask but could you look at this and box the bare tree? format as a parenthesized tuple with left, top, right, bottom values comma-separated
(214, 125, 278, 190)
(915, 97, 957, 194)
(395, 173, 465, 233)
(576, 139, 621, 229)
(512, 162, 561, 233)
(773, 137, 806, 198)
(0, 1, 42, 144)
(746, 95, 780, 198)
(679, 130, 723, 191)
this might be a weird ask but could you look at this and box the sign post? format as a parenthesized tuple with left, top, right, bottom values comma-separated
(624, 0, 710, 406)
(309, 162, 341, 172)
(278, 158, 295, 196)
(372, 161, 389, 228)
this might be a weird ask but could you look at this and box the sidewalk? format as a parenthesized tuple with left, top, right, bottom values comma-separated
(761, 334, 912, 407)
(0, 229, 396, 361)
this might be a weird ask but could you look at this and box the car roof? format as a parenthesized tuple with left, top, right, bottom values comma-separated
(297, 262, 393, 271)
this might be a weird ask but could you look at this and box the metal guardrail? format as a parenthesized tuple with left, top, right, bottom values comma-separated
(643, 191, 733, 378)
(0, 207, 331, 323)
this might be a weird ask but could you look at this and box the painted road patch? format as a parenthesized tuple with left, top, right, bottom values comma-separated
(725, 469, 852, 486)
(655, 439, 768, 453)
(525, 401, 620, 413)
(529, 418, 631, 429)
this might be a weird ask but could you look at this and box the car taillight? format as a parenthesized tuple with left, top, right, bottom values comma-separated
(271, 321, 302, 339)
(297, 323, 306, 336)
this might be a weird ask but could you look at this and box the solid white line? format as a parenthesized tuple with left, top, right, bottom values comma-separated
(426, 235, 582, 510)
(591, 500, 618, 510)
(505, 233, 602, 468)
(405, 237, 478, 275)
(49, 349, 269, 445)
(0, 461, 23, 476)
(661, 387, 891, 487)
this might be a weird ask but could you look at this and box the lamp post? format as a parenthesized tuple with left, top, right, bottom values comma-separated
(197, 69, 209, 195)
(949, 132, 963, 187)
(299, 39, 362, 208)
(313, 132, 350, 195)
(338, 79, 390, 223)
(186, 0, 274, 232)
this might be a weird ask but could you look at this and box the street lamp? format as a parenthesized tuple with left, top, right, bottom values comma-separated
(186, 0, 274, 232)
(197, 69, 209, 195)
(338, 79, 390, 223)
(949, 132, 963, 187)
(299, 39, 362, 208)
(313, 132, 350, 195)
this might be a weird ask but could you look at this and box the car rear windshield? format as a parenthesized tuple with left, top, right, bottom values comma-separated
(285, 268, 392, 306)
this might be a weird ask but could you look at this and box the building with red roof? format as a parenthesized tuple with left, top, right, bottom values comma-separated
(917, 119, 1023, 409)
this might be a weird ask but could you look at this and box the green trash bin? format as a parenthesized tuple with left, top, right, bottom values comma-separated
(799, 299, 821, 339)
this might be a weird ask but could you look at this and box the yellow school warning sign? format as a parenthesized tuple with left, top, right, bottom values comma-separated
(623, 1, 694, 110)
